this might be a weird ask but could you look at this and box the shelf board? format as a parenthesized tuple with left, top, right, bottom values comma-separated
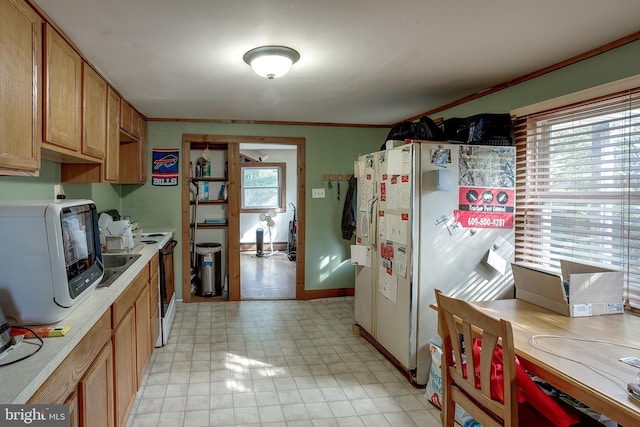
(190, 200, 227, 205)
(191, 177, 227, 182)
(191, 222, 228, 228)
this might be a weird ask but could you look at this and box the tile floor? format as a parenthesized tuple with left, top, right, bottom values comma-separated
(127, 297, 443, 427)
(240, 252, 296, 300)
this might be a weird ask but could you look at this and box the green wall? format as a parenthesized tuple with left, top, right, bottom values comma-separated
(435, 40, 640, 118)
(0, 160, 121, 208)
(121, 122, 387, 298)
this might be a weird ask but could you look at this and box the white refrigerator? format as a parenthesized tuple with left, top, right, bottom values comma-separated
(352, 141, 516, 385)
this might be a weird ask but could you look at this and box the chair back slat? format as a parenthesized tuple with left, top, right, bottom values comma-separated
(435, 289, 519, 426)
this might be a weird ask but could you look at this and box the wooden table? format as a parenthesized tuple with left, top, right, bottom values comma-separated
(472, 299, 640, 426)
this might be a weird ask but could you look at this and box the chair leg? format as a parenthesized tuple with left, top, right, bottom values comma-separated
(442, 376, 456, 426)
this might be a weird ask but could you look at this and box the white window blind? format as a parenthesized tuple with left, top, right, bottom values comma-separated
(514, 88, 640, 309)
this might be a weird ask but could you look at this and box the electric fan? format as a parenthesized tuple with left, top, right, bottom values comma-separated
(257, 210, 278, 257)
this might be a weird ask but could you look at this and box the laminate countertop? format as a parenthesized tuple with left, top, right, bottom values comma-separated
(0, 245, 157, 403)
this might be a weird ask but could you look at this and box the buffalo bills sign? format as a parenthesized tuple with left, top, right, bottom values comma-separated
(152, 148, 179, 186)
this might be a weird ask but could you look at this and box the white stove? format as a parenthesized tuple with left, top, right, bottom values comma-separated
(141, 231, 176, 347)
(141, 231, 173, 249)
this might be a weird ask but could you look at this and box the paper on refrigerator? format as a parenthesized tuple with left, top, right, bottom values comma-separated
(350, 245, 371, 267)
(387, 146, 413, 175)
(386, 213, 409, 244)
(379, 266, 398, 303)
(487, 236, 514, 275)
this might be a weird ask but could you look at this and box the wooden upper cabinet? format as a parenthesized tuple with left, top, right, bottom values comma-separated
(44, 23, 82, 152)
(0, 0, 42, 176)
(138, 118, 148, 182)
(104, 86, 120, 182)
(82, 63, 107, 159)
(120, 99, 133, 134)
(131, 110, 142, 139)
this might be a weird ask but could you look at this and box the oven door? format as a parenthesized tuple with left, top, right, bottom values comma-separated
(159, 239, 177, 315)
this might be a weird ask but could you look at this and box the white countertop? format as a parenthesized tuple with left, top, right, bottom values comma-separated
(0, 245, 157, 403)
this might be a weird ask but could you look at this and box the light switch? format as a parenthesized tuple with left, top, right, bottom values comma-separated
(311, 188, 325, 198)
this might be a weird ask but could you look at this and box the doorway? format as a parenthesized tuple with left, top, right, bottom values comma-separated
(239, 142, 298, 299)
(180, 134, 305, 303)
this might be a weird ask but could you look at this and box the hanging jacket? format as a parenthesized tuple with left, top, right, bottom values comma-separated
(341, 176, 357, 240)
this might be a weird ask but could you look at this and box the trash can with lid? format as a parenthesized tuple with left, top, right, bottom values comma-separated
(196, 243, 222, 297)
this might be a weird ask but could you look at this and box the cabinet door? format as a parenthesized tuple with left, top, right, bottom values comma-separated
(131, 110, 141, 139)
(120, 99, 132, 134)
(82, 63, 106, 159)
(65, 390, 79, 427)
(0, 0, 41, 174)
(44, 24, 81, 151)
(79, 342, 114, 427)
(104, 86, 120, 181)
(135, 285, 151, 386)
(112, 308, 136, 427)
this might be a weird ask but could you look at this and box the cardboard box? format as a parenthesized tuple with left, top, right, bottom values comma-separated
(512, 260, 623, 317)
(561, 260, 624, 317)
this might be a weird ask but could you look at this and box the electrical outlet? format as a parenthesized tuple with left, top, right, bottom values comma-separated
(54, 184, 63, 200)
(311, 188, 325, 198)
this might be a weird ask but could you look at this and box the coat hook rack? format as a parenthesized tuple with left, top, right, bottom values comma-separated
(323, 174, 353, 182)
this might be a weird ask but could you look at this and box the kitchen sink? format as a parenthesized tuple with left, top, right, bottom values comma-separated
(97, 253, 141, 288)
(103, 253, 140, 268)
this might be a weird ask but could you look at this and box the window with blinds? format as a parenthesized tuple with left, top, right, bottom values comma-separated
(514, 88, 640, 309)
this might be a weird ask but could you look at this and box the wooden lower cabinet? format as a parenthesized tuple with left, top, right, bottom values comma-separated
(29, 258, 157, 427)
(65, 390, 79, 427)
(135, 284, 151, 386)
(113, 308, 137, 427)
(112, 262, 154, 427)
(79, 341, 114, 427)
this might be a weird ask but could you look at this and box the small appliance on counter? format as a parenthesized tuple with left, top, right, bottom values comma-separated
(0, 306, 13, 354)
(0, 200, 103, 325)
(98, 211, 142, 253)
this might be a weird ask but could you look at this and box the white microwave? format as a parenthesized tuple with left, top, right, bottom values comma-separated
(0, 200, 103, 325)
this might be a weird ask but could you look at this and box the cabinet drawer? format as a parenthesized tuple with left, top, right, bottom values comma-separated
(29, 310, 111, 404)
(112, 267, 149, 328)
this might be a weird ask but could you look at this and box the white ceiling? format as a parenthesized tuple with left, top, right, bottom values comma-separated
(33, 0, 640, 126)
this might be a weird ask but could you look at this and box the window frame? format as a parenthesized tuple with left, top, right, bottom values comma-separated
(513, 86, 640, 311)
(240, 162, 287, 213)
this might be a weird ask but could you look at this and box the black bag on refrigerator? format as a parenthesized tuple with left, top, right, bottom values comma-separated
(442, 113, 513, 146)
(383, 116, 446, 150)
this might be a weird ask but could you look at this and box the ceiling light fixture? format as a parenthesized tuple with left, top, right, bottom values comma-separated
(243, 45, 300, 79)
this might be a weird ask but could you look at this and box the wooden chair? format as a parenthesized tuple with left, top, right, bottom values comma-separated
(434, 289, 596, 427)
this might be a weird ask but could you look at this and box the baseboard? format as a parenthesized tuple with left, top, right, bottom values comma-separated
(240, 242, 288, 252)
(300, 287, 354, 300)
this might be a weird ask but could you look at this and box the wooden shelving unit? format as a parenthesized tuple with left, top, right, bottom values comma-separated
(182, 138, 234, 302)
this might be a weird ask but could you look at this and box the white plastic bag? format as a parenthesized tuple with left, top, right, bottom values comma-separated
(425, 342, 480, 427)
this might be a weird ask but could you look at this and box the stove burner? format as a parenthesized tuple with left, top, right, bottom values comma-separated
(145, 233, 166, 237)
